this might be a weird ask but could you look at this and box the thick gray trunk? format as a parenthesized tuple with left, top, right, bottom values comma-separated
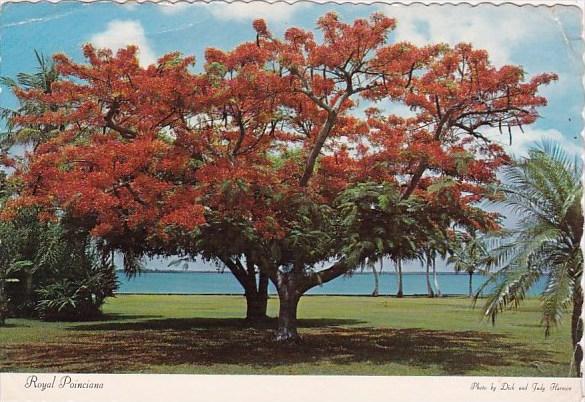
(468, 272, 473, 298)
(269, 258, 351, 342)
(274, 271, 301, 342)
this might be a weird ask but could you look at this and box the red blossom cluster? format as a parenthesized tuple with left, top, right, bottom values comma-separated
(2, 13, 556, 247)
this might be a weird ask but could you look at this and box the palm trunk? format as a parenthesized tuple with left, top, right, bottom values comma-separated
(468, 271, 473, 298)
(571, 289, 583, 377)
(274, 270, 301, 342)
(432, 257, 442, 297)
(396, 259, 404, 298)
(425, 259, 435, 298)
(371, 259, 380, 297)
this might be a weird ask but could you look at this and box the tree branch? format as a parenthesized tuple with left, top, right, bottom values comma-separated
(299, 110, 338, 187)
(104, 100, 137, 139)
(300, 259, 350, 293)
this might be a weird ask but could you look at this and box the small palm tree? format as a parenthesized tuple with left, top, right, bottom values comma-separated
(0, 50, 61, 151)
(422, 250, 435, 297)
(369, 258, 383, 297)
(421, 232, 451, 298)
(447, 233, 492, 297)
(477, 142, 583, 376)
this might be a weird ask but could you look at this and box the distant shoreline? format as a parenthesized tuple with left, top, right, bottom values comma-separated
(113, 292, 474, 297)
(115, 270, 467, 275)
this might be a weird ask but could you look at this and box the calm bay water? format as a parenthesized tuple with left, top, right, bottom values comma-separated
(116, 271, 547, 296)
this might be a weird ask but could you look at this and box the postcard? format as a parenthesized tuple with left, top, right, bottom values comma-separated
(0, 0, 583, 401)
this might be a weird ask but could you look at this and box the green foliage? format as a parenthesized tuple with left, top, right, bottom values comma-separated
(0, 50, 61, 151)
(447, 233, 492, 276)
(0, 209, 118, 320)
(477, 141, 583, 337)
(121, 250, 145, 279)
(35, 251, 117, 321)
(336, 182, 445, 269)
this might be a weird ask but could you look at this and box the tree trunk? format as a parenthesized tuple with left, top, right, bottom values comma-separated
(24, 270, 33, 305)
(396, 259, 404, 298)
(245, 292, 267, 321)
(425, 259, 435, 298)
(468, 271, 473, 298)
(265, 258, 350, 343)
(432, 257, 442, 297)
(274, 271, 301, 342)
(371, 259, 380, 297)
(222, 257, 269, 322)
(246, 272, 269, 322)
(571, 289, 583, 377)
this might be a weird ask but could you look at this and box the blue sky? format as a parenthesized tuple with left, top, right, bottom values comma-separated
(1, 1, 583, 157)
(0, 1, 583, 272)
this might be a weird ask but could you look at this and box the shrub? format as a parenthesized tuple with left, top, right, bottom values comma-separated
(35, 256, 117, 321)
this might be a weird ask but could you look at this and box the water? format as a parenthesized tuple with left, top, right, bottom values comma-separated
(116, 271, 547, 296)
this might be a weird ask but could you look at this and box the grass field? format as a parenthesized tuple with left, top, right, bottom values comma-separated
(0, 295, 573, 376)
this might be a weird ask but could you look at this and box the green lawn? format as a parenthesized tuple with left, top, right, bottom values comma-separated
(0, 295, 573, 376)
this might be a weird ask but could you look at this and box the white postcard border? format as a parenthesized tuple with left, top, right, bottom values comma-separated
(0, 0, 583, 401)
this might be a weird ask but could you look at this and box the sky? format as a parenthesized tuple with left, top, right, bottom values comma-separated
(0, 1, 583, 272)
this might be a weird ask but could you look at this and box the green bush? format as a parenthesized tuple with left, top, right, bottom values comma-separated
(35, 257, 117, 321)
(0, 212, 118, 322)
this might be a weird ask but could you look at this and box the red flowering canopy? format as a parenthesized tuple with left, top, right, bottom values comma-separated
(2, 14, 556, 323)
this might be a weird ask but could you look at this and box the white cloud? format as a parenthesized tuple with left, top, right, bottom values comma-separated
(206, 1, 310, 24)
(485, 127, 582, 158)
(157, 3, 192, 15)
(155, 1, 309, 23)
(121, 2, 138, 11)
(89, 20, 156, 66)
(380, 4, 554, 66)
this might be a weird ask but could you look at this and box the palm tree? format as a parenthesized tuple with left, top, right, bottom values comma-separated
(422, 232, 450, 297)
(422, 250, 435, 297)
(0, 50, 61, 151)
(370, 258, 382, 297)
(477, 142, 583, 376)
(394, 258, 404, 298)
(447, 233, 492, 297)
(431, 255, 441, 297)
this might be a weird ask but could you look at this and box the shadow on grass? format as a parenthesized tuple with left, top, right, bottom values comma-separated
(94, 313, 164, 322)
(0, 323, 24, 328)
(68, 317, 363, 331)
(0, 316, 556, 375)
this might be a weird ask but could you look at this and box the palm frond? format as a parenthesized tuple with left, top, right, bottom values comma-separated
(541, 260, 573, 336)
(478, 263, 543, 324)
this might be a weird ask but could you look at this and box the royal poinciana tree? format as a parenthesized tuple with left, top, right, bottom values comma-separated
(2, 13, 556, 341)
